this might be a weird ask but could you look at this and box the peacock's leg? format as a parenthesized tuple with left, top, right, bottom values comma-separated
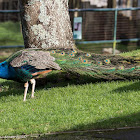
(30, 79, 36, 99)
(24, 81, 29, 101)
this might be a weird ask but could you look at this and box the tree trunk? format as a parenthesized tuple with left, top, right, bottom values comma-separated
(133, 0, 138, 7)
(19, 0, 74, 49)
(107, 0, 116, 8)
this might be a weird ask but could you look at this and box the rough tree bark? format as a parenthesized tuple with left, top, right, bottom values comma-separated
(19, 0, 74, 49)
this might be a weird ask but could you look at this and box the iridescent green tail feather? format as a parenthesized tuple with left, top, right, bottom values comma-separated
(49, 48, 140, 80)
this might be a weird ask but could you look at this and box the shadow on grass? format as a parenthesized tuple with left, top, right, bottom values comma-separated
(35, 71, 107, 88)
(70, 112, 140, 131)
(0, 71, 102, 98)
(0, 71, 103, 99)
(113, 80, 140, 93)
(0, 80, 23, 97)
(0, 71, 140, 98)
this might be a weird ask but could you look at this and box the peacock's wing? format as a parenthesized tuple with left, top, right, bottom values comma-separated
(5, 49, 61, 82)
(7, 49, 61, 70)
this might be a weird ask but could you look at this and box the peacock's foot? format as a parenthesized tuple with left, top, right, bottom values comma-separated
(31, 95, 35, 99)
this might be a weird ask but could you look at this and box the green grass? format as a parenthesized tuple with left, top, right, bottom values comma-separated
(120, 49, 140, 57)
(0, 76, 140, 136)
(0, 21, 24, 46)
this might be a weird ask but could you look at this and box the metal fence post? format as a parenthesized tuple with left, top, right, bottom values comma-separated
(113, 9, 118, 55)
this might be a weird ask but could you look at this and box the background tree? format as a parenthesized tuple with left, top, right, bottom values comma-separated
(19, 0, 74, 49)
(107, 0, 116, 8)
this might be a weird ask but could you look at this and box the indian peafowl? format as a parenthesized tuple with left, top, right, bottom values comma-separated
(0, 49, 61, 101)
(0, 48, 140, 101)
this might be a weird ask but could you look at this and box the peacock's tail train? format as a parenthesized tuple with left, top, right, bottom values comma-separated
(48, 48, 140, 80)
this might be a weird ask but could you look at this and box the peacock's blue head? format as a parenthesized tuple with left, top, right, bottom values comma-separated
(0, 61, 9, 79)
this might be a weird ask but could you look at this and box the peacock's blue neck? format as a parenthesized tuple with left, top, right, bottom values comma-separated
(0, 61, 17, 80)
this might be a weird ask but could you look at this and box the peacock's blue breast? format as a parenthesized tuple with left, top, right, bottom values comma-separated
(0, 61, 33, 83)
(8, 65, 33, 83)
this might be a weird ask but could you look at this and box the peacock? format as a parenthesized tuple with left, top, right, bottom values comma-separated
(0, 48, 140, 101)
